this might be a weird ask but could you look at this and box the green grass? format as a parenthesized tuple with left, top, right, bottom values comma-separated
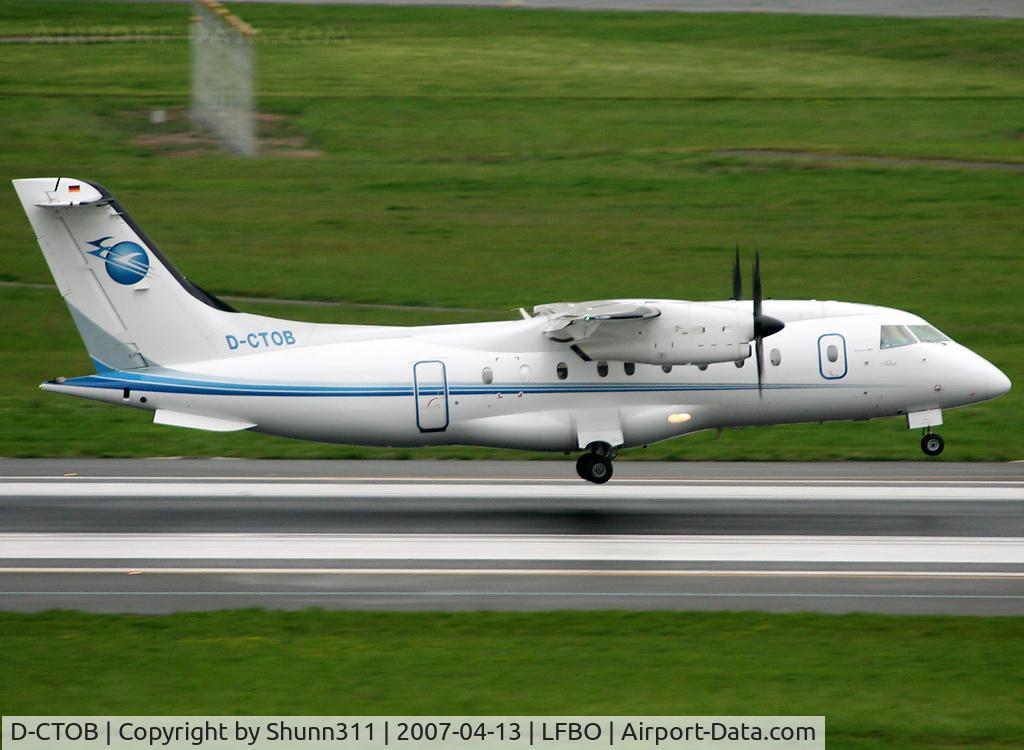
(0, 610, 1022, 749)
(0, 2, 1022, 459)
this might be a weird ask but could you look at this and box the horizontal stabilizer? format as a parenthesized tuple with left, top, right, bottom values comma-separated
(154, 409, 256, 432)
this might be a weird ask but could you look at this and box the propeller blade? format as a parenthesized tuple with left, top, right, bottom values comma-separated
(751, 250, 785, 338)
(755, 335, 765, 399)
(732, 245, 742, 300)
(749, 250, 784, 399)
(753, 250, 762, 321)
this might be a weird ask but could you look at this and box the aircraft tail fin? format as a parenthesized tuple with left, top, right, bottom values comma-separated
(13, 177, 240, 371)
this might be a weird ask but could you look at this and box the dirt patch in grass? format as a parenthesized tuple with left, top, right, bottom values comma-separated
(124, 107, 323, 158)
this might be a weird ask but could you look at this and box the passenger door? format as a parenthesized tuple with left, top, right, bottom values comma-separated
(817, 334, 848, 379)
(413, 360, 449, 432)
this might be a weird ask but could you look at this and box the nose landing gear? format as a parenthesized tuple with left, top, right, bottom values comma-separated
(921, 431, 945, 457)
(576, 442, 616, 484)
(908, 410, 945, 457)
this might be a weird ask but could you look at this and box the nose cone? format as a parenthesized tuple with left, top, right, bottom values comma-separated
(988, 364, 1012, 400)
(927, 344, 1009, 408)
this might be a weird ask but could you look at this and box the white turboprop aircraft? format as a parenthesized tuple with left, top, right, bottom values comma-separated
(14, 177, 1011, 483)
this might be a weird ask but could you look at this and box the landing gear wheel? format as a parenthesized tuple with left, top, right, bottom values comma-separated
(921, 433, 944, 457)
(577, 454, 613, 484)
(576, 453, 595, 480)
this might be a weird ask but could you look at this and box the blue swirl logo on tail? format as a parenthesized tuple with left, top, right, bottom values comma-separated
(87, 236, 149, 285)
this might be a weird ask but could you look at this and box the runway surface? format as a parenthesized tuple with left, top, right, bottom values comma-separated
(1, 459, 1023, 615)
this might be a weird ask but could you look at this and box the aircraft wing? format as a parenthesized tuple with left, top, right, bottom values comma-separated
(534, 298, 756, 366)
(535, 300, 661, 343)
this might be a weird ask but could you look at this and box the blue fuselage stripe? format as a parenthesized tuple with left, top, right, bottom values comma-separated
(58, 372, 853, 398)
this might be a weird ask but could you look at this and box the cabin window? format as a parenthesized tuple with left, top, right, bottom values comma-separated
(597, 361, 609, 378)
(827, 344, 839, 363)
(734, 359, 745, 369)
(880, 324, 916, 349)
(770, 348, 782, 366)
(481, 366, 493, 384)
(624, 362, 636, 376)
(662, 365, 673, 374)
(908, 324, 949, 343)
(698, 363, 708, 371)
(556, 362, 568, 380)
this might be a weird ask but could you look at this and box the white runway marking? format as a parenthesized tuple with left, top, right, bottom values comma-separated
(1, 566, 1022, 579)
(2, 481, 1023, 500)
(3, 533, 1024, 563)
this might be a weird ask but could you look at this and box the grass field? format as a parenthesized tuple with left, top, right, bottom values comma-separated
(1, 610, 1022, 750)
(0, 2, 1021, 459)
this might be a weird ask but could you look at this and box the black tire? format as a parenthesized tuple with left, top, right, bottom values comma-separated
(584, 456, 614, 484)
(575, 453, 594, 480)
(921, 433, 945, 457)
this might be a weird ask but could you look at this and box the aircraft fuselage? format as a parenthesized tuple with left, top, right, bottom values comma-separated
(45, 301, 1009, 453)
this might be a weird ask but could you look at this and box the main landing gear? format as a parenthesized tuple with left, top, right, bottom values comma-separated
(921, 431, 945, 457)
(576, 442, 616, 484)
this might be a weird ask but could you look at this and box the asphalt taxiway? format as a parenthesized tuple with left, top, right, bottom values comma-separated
(1, 459, 1022, 615)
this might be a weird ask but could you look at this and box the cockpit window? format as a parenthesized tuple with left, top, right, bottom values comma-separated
(908, 325, 949, 343)
(880, 324, 917, 349)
